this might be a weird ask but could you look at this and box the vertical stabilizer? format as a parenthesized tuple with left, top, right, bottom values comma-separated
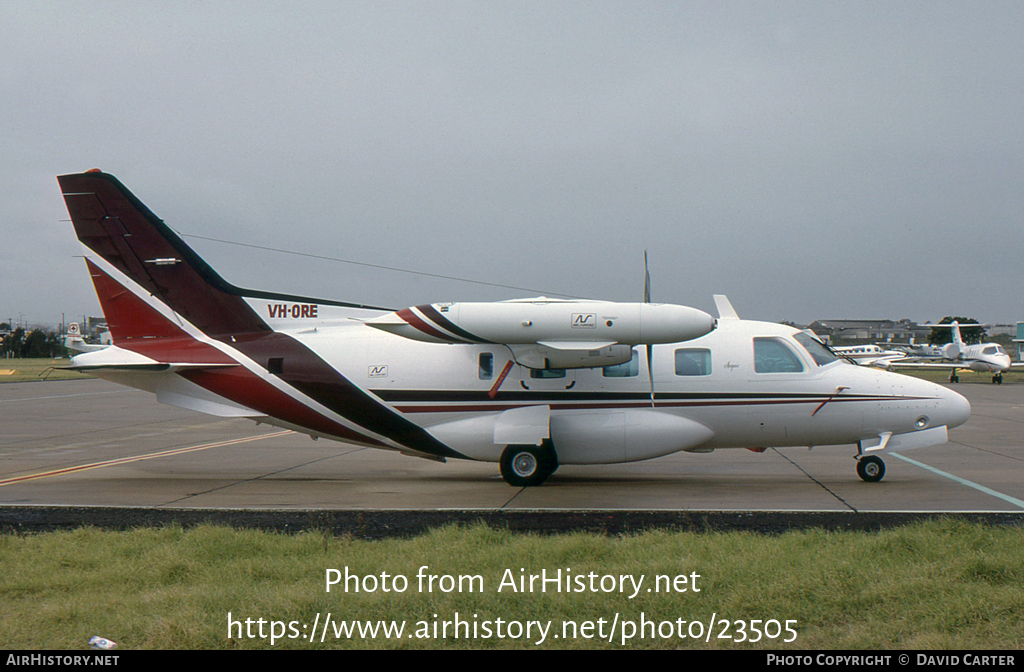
(58, 170, 271, 338)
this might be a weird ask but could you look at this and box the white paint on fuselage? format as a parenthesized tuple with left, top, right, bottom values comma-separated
(288, 314, 970, 464)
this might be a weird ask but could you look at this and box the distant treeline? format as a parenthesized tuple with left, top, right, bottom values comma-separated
(0, 324, 66, 358)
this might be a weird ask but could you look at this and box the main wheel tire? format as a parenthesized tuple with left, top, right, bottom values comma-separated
(856, 455, 886, 483)
(500, 442, 558, 487)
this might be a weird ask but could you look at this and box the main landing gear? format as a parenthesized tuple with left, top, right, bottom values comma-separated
(500, 441, 559, 487)
(856, 455, 886, 483)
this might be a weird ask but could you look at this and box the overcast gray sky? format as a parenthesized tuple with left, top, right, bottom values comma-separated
(2, 1, 1022, 330)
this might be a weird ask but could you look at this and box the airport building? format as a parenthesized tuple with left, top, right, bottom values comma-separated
(807, 319, 931, 344)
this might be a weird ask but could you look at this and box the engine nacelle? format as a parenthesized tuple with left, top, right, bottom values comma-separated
(364, 298, 716, 346)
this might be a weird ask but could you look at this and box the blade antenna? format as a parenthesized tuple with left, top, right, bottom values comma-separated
(644, 251, 655, 408)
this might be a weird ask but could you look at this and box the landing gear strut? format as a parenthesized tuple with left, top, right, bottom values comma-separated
(500, 441, 558, 487)
(856, 455, 886, 483)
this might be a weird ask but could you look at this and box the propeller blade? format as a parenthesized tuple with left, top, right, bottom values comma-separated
(643, 250, 651, 304)
(646, 342, 655, 407)
(643, 251, 654, 406)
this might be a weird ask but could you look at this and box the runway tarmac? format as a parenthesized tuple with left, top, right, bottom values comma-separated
(2, 377, 1023, 523)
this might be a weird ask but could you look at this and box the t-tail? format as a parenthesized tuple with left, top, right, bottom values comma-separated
(58, 169, 464, 460)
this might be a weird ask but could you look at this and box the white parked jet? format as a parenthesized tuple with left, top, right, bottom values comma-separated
(58, 170, 971, 485)
(888, 322, 1018, 384)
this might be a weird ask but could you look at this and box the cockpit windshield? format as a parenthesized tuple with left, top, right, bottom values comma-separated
(794, 332, 842, 367)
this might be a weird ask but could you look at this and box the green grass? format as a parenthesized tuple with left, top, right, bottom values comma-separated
(899, 368, 1024, 384)
(1, 521, 1022, 649)
(0, 358, 92, 383)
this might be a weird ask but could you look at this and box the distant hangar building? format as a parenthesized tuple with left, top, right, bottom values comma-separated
(808, 319, 931, 344)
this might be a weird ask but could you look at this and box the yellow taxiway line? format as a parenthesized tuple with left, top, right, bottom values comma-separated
(0, 430, 293, 487)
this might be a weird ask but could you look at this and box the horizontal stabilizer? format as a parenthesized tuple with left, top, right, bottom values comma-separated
(66, 362, 238, 373)
(68, 346, 238, 372)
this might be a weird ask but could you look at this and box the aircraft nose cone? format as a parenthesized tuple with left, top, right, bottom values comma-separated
(939, 385, 971, 429)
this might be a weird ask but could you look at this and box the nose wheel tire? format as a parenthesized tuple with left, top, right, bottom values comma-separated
(500, 442, 558, 487)
(856, 455, 886, 483)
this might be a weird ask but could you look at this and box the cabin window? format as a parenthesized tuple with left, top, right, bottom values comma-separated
(793, 332, 840, 367)
(603, 349, 639, 377)
(267, 357, 284, 375)
(753, 338, 805, 373)
(674, 348, 711, 376)
(530, 368, 567, 379)
(479, 353, 494, 380)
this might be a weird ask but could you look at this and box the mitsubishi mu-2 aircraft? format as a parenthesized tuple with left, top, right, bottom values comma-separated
(58, 170, 971, 486)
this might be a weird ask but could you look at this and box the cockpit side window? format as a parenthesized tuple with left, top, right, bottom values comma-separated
(793, 332, 841, 367)
(754, 337, 806, 373)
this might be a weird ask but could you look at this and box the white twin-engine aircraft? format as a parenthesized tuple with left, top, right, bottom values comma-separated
(59, 171, 971, 486)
